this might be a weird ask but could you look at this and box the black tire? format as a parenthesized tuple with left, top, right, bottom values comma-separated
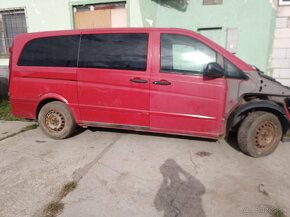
(38, 101, 76, 139)
(237, 111, 282, 157)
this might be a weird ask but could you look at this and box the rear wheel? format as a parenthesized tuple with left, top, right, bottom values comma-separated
(38, 101, 76, 139)
(237, 111, 282, 157)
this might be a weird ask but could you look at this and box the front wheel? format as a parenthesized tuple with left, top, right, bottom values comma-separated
(237, 111, 282, 157)
(38, 101, 76, 139)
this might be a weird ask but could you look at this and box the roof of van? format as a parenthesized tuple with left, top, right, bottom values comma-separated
(16, 27, 196, 37)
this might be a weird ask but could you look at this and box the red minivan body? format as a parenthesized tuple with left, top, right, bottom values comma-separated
(9, 28, 290, 157)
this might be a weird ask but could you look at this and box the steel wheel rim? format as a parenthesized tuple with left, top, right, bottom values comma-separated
(44, 110, 65, 132)
(254, 121, 276, 152)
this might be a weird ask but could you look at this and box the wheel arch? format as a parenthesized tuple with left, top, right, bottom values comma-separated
(36, 98, 63, 120)
(37, 99, 77, 139)
(227, 100, 289, 135)
(36, 93, 70, 119)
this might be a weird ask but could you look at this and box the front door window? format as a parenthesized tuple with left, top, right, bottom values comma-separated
(161, 34, 217, 75)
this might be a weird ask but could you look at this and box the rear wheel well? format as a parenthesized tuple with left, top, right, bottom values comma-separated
(36, 98, 60, 120)
(38, 101, 76, 139)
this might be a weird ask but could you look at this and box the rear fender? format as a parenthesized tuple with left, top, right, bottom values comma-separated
(36, 93, 80, 123)
(38, 93, 68, 104)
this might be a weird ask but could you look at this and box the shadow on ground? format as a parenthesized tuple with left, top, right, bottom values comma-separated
(225, 131, 242, 153)
(154, 159, 206, 217)
(86, 126, 216, 143)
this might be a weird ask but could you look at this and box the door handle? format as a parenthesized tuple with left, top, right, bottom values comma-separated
(153, 80, 171, 85)
(130, 77, 148, 84)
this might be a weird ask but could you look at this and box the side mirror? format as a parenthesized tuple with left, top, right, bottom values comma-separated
(204, 62, 224, 78)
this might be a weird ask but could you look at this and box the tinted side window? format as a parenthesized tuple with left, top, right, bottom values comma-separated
(161, 34, 217, 75)
(18, 35, 80, 67)
(79, 34, 148, 71)
(224, 59, 248, 79)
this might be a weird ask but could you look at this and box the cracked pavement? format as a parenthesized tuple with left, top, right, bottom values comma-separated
(1, 122, 290, 217)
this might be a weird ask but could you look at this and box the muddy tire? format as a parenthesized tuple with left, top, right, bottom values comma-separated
(237, 112, 282, 157)
(38, 101, 76, 139)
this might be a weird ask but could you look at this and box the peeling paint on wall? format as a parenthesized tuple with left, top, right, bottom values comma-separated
(269, 0, 278, 9)
(145, 18, 153, 27)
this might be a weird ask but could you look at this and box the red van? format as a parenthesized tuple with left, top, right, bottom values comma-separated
(9, 28, 290, 157)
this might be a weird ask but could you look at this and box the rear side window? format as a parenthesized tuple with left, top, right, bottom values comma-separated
(18, 35, 80, 67)
(79, 33, 148, 71)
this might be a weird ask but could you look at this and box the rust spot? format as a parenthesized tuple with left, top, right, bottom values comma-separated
(195, 151, 212, 157)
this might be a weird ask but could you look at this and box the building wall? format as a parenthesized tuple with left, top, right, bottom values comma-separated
(0, 0, 121, 66)
(0, 0, 277, 72)
(136, 0, 277, 73)
(270, 5, 290, 86)
(0, 0, 119, 96)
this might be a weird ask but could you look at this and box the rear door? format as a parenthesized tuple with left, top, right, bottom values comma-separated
(77, 31, 151, 128)
(150, 32, 227, 138)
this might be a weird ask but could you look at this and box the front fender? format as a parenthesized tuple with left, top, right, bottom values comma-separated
(227, 100, 289, 134)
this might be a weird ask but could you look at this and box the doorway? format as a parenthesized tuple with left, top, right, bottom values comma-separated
(73, 2, 127, 29)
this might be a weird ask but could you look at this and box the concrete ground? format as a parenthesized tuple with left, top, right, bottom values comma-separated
(0, 121, 289, 217)
(0, 120, 34, 140)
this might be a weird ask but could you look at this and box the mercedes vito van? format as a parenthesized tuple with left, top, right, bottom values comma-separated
(9, 28, 290, 157)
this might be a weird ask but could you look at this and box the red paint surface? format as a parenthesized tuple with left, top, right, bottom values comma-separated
(9, 28, 254, 138)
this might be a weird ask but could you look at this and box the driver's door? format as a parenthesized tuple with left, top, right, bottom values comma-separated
(149, 33, 227, 138)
